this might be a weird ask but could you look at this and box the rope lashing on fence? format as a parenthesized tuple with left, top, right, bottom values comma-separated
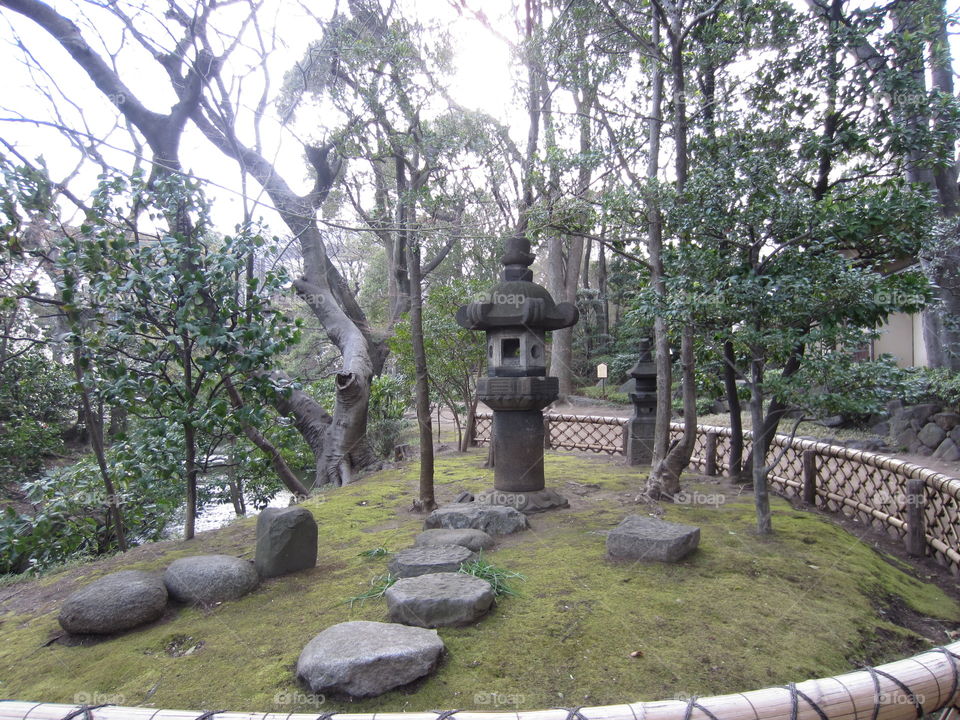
(557, 707, 589, 720)
(683, 697, 722, 720)
(57, 706, 109, 720)
(863, 666, 924, 720)
(784, 683, 830, 720)
(191, 712, 225, 720)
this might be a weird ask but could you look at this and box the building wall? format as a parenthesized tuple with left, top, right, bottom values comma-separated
(872, 312, 929, 367)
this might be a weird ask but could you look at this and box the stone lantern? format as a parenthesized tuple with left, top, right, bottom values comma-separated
(624, 338, 657, 465)
(456, 236, 578, 513)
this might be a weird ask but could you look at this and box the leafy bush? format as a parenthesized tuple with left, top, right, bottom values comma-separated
(776, 355, 904, 424)
(0, 430, 185, 574)
(900, 367, 960, 411)
(577, 385, 631, 405)
(0, 351, 73, 479)
(366, 374, 411, 458)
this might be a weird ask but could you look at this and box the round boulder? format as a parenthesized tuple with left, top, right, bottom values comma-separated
(297, 620, 444, 698)
(58, 570, 167, 635)
(414, 528, 494, 552)
(386, 572, 494, 627)
(164, 554, 259, 605)
(387, 544, 475, 578)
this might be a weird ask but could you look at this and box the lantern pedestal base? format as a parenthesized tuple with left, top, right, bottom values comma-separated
(625, 416, 656, 466)
(476, 488, 569, 515)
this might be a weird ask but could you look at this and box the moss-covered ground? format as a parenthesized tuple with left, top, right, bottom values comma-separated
(0, 449, 957, 714)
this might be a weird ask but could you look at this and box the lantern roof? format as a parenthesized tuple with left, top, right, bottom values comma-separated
(455, 236, 579, 332)
(628, 338, 657, 378)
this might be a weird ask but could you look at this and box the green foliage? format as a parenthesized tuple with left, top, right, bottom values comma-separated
(576, 385, 630, 405)
(458, 552, 525, 598)
(0, 440, 182, 574)
(899, 367, 960, 412)
(787, 356, 915, 425)
(390, 278, 485, 446)
(366, 374, 411, 459)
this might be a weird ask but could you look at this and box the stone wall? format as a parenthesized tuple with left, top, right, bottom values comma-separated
(874, 401, 960, 461)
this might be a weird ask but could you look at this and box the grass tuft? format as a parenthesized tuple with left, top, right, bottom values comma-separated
(357, 547, 390, 559)
(459, 552, 525, 597)
(345, 572, 397, 608)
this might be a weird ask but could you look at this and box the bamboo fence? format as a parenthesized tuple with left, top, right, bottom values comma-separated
(473, 412, 960, 576)
(2, 641, 959, 719)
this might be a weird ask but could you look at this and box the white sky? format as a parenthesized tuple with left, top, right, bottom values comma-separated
(0, 0, 519, 235)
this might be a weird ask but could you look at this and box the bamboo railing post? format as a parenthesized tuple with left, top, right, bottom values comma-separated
(705, 432, 718, 476)
(905, 477, 927, 558)
(802, 450, 817, 505)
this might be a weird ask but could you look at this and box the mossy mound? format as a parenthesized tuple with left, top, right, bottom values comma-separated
(0, 450, 956, 714)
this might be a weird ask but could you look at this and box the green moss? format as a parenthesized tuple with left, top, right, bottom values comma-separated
(0, 451, 955, 714)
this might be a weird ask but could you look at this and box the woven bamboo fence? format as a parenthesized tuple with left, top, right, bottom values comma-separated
(2, 642, 959, 719)
(472, 412, 960, 576)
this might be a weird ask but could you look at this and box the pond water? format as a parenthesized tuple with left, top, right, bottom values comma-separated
(164, 489, 296, 538)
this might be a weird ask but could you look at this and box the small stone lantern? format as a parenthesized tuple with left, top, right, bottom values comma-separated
(624, 338, 657, 465)
(456, 236, 578, 513)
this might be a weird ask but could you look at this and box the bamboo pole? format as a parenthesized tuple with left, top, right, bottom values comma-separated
(2, 643, 957, 720)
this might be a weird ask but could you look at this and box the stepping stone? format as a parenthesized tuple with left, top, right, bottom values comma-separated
(164, 554, 259, 605)
(388, 545, 475, 578)
(414, 528, 494, 552)
(297, 620, 444, 698)
(58, 570, 167, 635)
(424, 504, 529, 536)
(606, 514, 700, 563)
(255, 506, 318, 578)
(386, 572, 494, 627)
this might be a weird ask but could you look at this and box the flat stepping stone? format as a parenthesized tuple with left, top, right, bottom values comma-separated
(424, 504, 529, 536)
(606, 514, 700, 563)
(297, 620, 444, 698)
(386, 572, 494, 627)
(255, 506, 318, 578)
(388, 544, 475, 578)
(58, 570, 167, 635)
(414, 528, 494, 552)
(164, 554, 259, 605)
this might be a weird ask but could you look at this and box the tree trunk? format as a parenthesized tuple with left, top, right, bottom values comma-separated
(723, 339, 744, 478)
(645, 10, 671, 500)
(71, 346, 127, 551)
(224, 377, 311, 499)
(598, 241, 609, 338)
(653, 10, 697, 490)
(461, 396, 478, 452)
(749, 354, 772, 535)
(408, 236, 435, 511)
